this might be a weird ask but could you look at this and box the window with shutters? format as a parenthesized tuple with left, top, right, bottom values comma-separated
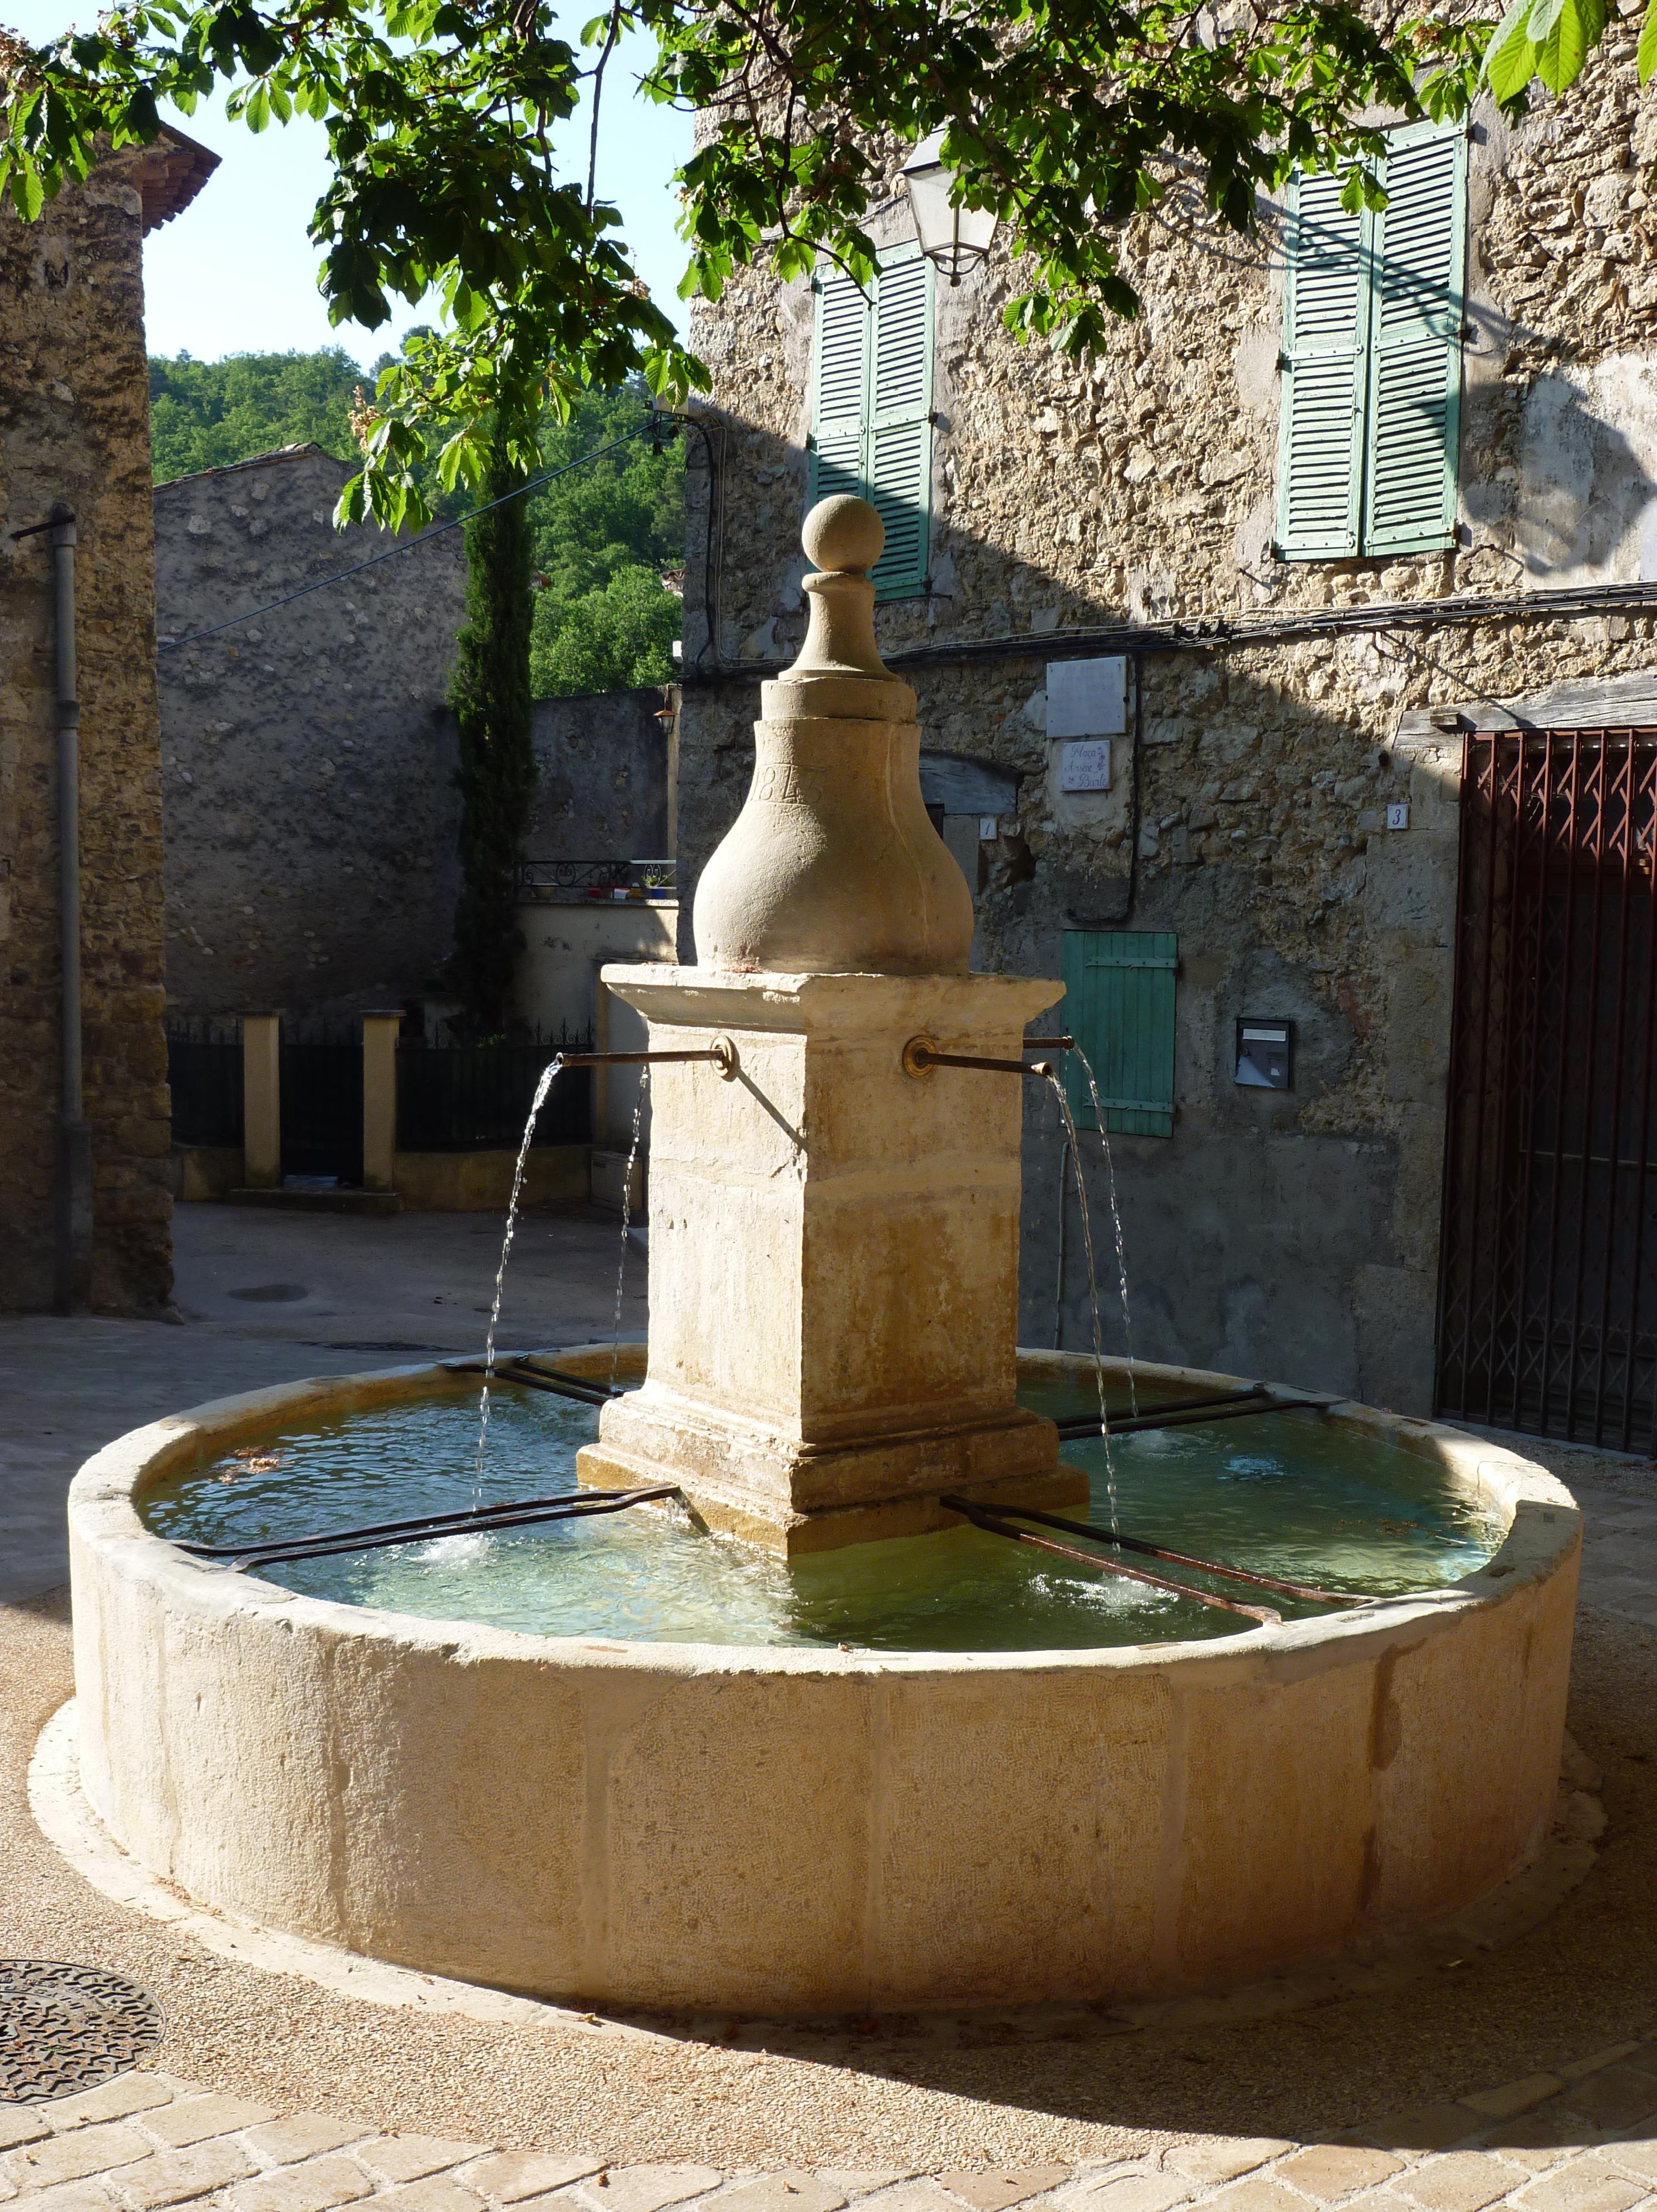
(1276, 120, 1467, 561)
(809, 245, 935, 599)
(1061, 931, 1177, 1140)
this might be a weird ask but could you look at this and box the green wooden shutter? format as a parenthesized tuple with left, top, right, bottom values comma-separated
(1276, 166, 1369, 560)
(1362, 121, 1465, 555)
(809, 264, 870, 507)
(867, 246, 934, 599)
(1061, 931, 1177, 1140)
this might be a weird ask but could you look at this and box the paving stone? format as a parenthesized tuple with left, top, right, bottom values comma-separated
(1472, 2120, 1587, 2174)
(1198, 2184, 1307, 2212)
(810, 2184, 914, 2201)
(1392, 2156, 1528, 2212)
(455, 2155, 607, 2204)
(1557, 2069, 1657, 2132)
(226, 2155, 377, 2212)
(1558, 2051, 1644, 2083)
(141, 2100, 280, 2150)
(1060, 2175, 1193, 2212)
(0, 2113, 52, 2154)
(243, 2121, 373, 2170)
(354, 2144, 490, 2188)
(567, 2170, 724, 2212)
(0, 2173, 16, 2204)
(701, 2176, 849, 2212)
(9, 2125, 155, 2188)
(372, 2183, 488, 2212)
(1514, 2161, 1649, 2212)
(1462, 2080, 1569, 2123)
(44, 2081, 175, 2132)
(1272, 2150, 1406, 2201)
(1165, 2145, 1292, 2188)
(1599, 2142, 1657, 2186)
(848, 2192, 975, 2212)
(114, 2140, 258, 2210)
(18, 2185, 120, 2212)
(1357, 2114, 1480, 2155)
(937, 2171, 1071, 2212)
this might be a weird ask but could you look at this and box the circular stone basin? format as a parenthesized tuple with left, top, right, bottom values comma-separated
(68, 1350, 1581, 2015)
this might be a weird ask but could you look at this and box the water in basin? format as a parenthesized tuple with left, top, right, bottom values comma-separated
(138, 1364, 1503, 1652)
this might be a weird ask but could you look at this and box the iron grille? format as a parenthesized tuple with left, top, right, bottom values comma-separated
(1436, 729, 1657, 1453)
(280, 1021, 364, 1184)
(395, 1026, 594, 1151)
(165, 1018, 243, 1148)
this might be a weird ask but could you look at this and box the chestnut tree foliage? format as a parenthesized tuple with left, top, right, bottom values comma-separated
(0, 0, 1624, 532)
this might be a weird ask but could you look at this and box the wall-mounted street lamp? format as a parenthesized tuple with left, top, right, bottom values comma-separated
(899, 130, 999, 284)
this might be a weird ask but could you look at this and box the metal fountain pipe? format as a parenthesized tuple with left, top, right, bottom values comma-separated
(557, 1038, 737, 1077)
(902, 1035, 1054, 1080)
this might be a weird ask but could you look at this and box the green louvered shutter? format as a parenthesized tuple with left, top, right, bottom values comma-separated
(1061, 931, 1177, 1140)
(867, 246, 934, 598)
(1276, 167, 1368, 559)
(809, 264, 869, 508)
(1362, 121, 1465, 555)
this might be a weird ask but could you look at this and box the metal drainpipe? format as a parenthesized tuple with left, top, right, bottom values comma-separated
(49, 503, 92, 1312)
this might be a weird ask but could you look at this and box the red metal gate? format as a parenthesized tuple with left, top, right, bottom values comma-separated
(1436, 729, 1657, 1452)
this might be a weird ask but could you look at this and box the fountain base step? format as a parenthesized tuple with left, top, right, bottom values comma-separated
(576, 1392, 1088, 1554)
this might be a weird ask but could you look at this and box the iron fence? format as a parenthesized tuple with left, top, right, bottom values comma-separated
(165, 1018, 243, 1148)
(517, 858, 676, 897)
(1437, 729, 1657, 1453)
(281, 1020, 364, 1184)
(396, 1024, 594, 1152)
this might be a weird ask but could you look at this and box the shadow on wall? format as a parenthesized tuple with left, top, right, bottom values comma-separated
(677, 409, 1450, 1411)
(1509, 361, 1657, 583)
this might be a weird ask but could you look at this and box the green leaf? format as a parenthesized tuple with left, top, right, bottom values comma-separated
(1485, 0, 1542, 99)
(1537, 0, 1605, 89)
(244, 81, 270, 131)
(9, 156, 44, 222)
(1639, 0, 1657, 79)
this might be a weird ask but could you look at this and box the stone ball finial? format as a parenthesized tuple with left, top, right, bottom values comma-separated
(802, 494, 884, 576)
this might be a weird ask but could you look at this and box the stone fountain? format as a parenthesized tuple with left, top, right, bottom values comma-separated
(577, 493, 1085, 1552)
(57, 498, 1582, 2018)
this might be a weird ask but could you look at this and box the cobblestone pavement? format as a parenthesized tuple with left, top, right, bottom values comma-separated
(4, 2046, 1657, 2212)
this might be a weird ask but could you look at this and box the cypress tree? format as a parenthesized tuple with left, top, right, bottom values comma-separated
(448, 436, 536, 1034)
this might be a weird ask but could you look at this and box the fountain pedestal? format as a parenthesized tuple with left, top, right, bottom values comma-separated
(576, 964, 1084, 1552)
(578, 492, 1085, 1550)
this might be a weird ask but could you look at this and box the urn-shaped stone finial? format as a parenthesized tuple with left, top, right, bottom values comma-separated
(692, 495, 974, 976)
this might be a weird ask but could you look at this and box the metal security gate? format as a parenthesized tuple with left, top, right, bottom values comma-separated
(280, 1021, 363, 1184)
(1436, 729, 1657, 1451)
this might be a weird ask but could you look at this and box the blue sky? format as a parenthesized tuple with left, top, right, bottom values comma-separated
(4, 2, 693, 362)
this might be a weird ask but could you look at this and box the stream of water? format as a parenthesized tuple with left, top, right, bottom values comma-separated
(473, 1053, 565, 1502)
(1066, 1043, 1140, 1423)
(610, 1068, 651, 1396)
(1042, 1070, 1120, 1531)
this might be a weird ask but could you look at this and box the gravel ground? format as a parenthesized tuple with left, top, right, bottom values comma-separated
(3, 1590, 1655, 2164)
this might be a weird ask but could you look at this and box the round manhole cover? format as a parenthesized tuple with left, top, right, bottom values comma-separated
(0, 1963, 163, 2103)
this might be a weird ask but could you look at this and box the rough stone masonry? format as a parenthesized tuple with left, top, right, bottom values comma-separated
(0, 133, 214, 1312)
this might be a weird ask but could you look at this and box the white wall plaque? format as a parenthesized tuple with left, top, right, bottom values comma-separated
(1046, 656, 1127, 738)
(1059, 739, 1112, 794)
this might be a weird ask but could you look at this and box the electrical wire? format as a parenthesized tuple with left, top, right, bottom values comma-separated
(684, 570, 1657, 682)
(157, 415, 679, 656)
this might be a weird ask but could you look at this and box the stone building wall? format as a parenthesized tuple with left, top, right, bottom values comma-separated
(676, 40, 1657, 1413)
(155, 446, 466, 1017)
(0, 135, 213, 1312)
(526, 686, 671, 864)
